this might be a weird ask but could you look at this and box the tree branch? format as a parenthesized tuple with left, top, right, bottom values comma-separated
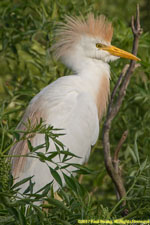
(102, 4, 142, 208)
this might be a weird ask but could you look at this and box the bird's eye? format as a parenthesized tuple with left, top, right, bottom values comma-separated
(96, 43, 103, 49)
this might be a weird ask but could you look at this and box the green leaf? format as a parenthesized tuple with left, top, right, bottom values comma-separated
(61, 150, 80, 159)
(54, 143, 61, 153)
(36, 152, 46, 162)
(31, 143, 45, 152)
(0, 216, 15, 223)
(140, 158, 148, 172)
(17, 208, 27, 225)
(23, 179, 35, 194)
(35, 182, 52, 195)
(12, 176, 33, 189)
(13, 132, 20, 141)
(45, 134, 50, 152)
(128, 146, 137, 163)
(27, 140, 34, 152)
(54, 139, 65, 149)
(43, 197, 70, 213)
(134, 132, 142, 165)
(70, 163, 96, 174)
(70, 174, 85, 197)
(32, 205, 44, 218)
(62, 173, 77, 192)
(49, 167, 62, 187)
(47, 152, 58, 161)
(57, 219, 71, 225)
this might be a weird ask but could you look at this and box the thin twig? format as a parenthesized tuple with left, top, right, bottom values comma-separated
(113, 130, 128, 201)
(113, 130, 128, 162)
(102, 4, 142, 207)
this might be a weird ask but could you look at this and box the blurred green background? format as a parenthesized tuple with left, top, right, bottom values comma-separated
(0, 0, 150, 223)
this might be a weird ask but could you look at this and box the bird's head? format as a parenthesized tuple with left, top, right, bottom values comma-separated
(52, 14, 140, 72)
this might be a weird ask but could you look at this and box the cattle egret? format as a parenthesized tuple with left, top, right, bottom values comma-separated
(9, 14, 140, 194)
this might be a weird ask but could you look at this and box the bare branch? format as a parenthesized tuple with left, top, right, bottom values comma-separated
(109, 64, 129, 113)
(102, 4, 142, 208)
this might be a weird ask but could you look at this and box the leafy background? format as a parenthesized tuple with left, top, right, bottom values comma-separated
(0, 0, 150, 224)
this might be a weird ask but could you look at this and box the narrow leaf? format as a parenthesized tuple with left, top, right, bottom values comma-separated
(12, 176, 33, 189)
(63, 173, 77, 192)
(49, 167, 62, 187)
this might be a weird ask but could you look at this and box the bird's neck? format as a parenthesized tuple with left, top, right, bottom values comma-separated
(78, 59, 110, 119)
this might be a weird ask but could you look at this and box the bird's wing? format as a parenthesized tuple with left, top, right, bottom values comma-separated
(9, 76, 99, 190)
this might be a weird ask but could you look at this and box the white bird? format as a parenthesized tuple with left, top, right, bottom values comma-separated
(9, 14, 140, 195)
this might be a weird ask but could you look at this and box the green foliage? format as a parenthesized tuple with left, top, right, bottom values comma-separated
(0, 157, 11, 191)
(0, 0, 150, 224)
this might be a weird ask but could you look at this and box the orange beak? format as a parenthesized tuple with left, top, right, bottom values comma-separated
(100, 45, 141, 61)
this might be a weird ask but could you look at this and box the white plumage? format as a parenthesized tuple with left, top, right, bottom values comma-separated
(9, 14, 140, 194)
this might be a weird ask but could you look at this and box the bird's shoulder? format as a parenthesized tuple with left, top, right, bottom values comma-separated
(32, 75, 84, 101)
(28, 75, 93, 118)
